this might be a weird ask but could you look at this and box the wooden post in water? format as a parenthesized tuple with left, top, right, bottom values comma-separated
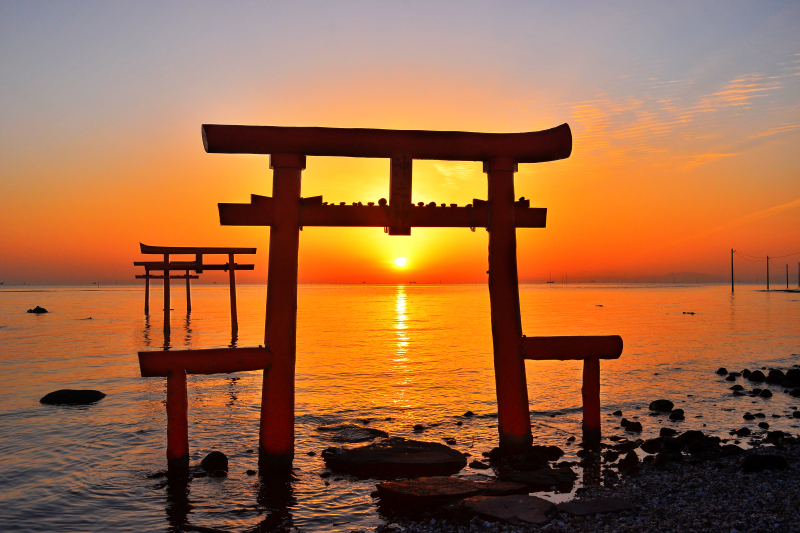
(260, 153, 305, 474)
(582, 357, 601, 444)
(166, 369, 189, 473)
(144, 268, 150, 314)
(163, 253, 170, 332)
(787, 264, 790, 289)
(731, 249, 735, 293)
(228, 254, 238, 332)
(485, 157, 532, 454)
(767, 256, 770, 291)
(185, 270, 192, 313)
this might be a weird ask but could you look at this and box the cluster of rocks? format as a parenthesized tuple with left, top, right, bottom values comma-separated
(27, 305, 48, 314)
(719, 365, 800, 398)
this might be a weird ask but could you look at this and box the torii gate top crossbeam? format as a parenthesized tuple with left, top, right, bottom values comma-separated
(202, 124, 572, 163)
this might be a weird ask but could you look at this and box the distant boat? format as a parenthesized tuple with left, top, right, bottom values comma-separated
(546, 273, 554, 284)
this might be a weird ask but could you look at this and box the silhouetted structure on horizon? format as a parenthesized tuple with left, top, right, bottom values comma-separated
(138, 124, 623, 475)
(134, 243, 256, 332)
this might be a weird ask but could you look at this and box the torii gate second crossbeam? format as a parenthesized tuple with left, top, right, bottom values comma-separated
(199, 123, 623, 473)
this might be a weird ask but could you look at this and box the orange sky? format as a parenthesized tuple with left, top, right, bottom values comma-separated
(1, 2, 799, 284)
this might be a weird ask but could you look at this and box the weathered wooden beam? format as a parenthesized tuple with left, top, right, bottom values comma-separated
(520, 335, 623, 361)
(219, 195, 546, 229)
(134, 262, 254, 271)
(202, 124, 572, 164)
(140, 243, 256, 255)
(389, 155, 412, 235)
(135, 274, 200, 280)
(138, 347, 272, 377)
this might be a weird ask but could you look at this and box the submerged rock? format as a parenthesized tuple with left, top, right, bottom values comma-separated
(766, 369, 786, 384)
(316, 424, 388, 443)
(669, 409, 685, 421)
(27, 306, 48, 314)
(640, 438, 662, 454)
(716, 367, 728, 375)
(748, 370, 766, 383)
(760, 389, 773, 398)
(649, 399, 674, 412)
(620, 418, 642, 432)
(501, 466, 576, 492)
(376, 476, 527, 509)
(322, 437, 466, 478)
(40, 389, 105, 405)
(201, 451, 228, 472)
(453, 494, 555, 526)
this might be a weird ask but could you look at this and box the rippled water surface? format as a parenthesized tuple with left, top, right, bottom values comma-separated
(1, 283, 799, 531)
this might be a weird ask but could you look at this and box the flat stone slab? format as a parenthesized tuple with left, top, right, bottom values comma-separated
(377, 476, 527, 508)
(455, 495, 555, 526)
(322, 437, 467, 478)
(40, 389, 106, 405)
(501, 466, 576, 492)
(557, 497, 635, 516)
(317, 423, 388, 443)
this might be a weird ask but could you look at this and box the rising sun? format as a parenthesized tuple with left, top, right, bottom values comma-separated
(394, 257, 408, 267)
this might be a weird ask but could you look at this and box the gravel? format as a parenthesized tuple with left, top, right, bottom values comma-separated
(374, 440, 800, 533)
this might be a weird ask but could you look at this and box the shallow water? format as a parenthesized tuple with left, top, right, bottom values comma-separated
(1, 283, 798, 532)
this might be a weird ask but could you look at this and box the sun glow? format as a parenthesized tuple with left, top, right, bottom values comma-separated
(394, 257, 408, 267)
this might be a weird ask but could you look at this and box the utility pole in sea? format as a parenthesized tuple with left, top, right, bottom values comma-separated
(731, 248, 735, 293)
(767, 256, 770, 291)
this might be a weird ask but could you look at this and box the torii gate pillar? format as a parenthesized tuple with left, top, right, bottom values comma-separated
(485, 158, 532, 453)
(259, 153, 305, 473)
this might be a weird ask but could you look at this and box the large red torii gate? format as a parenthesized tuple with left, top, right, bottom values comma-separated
(138, 123, 623, 475)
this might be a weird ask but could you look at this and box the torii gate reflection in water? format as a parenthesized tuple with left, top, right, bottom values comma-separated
(200, 123, 623, 474)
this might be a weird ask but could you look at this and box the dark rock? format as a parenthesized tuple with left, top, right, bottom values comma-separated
(735, 427, 751, 437)
(649, 399, 674, 412)
(210, 469, 227, 477)
(677, 430, 706, 443)
(201, 451, 228, 472)
(557, 497, 634, 516)
(531, 445, 564, 461)
(766, 369, 786, 384)
(754, 412, 766, 418)
(377, 476, 527, 509)
(612, 410, 623, 416)
(488, 447, 505, 461)
(306, 451, 316, 456)
(454, 494, 555, 526)
(732, 391, 745, 396)
(742, 369, 751, 378)
(413, 424, 425, 432)
(748, 370, 766, 383)
(27, 306, 48, 314)
(40, 389, 106, 405)
(716, 367, 728, 375)
(793, 411, 800, 418)
(760, 389, 773, 398)
(661, 437, 684, 452)
(567, 436, 576, 442)
(500, 466, 576, 492)
(730, 385, 744, 391)
(720, 444, 744, 456)
(741, 455, 789, 473)
(612, 439, 639, 453)
(470, 460, 490, 470)
(322, 437, 467, 478)
(743, 413, 756, 420)
(640, 438, 662, 454)
(659, 427, 679, 437)
(726, 375, 736, 381)
(618, 451, 639, 470)
(620, 418, 642, 432)
(602, 450, 620, 462)
(766, 431, 790, 443)
(456, 421, 463, 426)
(463, 411, 475, 417)
(758, 422, 770, 429)
(669, 409, 685, 421)
(785, 368, 800, 386)
(444, 438, 457, 445)
(791, 389, 800, 398)
(317, 424, 389, 443)
(246, 469, 256, 476)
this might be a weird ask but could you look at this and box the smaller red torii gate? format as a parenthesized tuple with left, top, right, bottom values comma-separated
(134, 243, 256, 332)
(138, 123, 623, 476)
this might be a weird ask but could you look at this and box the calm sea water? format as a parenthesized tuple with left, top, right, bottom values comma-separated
(1, 283, 798, 532)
